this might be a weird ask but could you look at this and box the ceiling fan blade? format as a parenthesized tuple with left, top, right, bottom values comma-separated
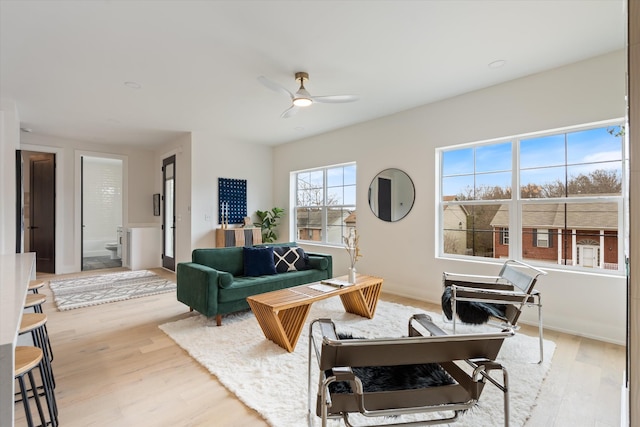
(311, 94, 359, 104)
(280, 105, 299, 119)
(258, 76, 294, 98)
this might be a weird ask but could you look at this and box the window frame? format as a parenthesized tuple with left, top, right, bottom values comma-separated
(437, 120, 626, 275)
(292, 162, 357, 246)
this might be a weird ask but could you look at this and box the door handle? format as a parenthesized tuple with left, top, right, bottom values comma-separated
(29, 226, 39, 229)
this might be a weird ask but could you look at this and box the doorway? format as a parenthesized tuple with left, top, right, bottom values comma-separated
(17, 151, 56, 273)
(162, 155, 176, 271)
(81, 156, 123, 271)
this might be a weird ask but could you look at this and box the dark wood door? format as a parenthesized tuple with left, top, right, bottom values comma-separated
(30, 153, 55, 273)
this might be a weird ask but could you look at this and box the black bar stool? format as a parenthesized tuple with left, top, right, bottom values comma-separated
(19, 313, 57, 392)
(28, 279, 47, 294)
(15, 346, 58, 427)
(23, 293, 54, 362)
(24, 293, 46, 314)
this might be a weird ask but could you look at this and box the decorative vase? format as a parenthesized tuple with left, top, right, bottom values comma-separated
(348, 267, 357, 284)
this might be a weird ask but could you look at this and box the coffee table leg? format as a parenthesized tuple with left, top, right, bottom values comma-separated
(340, 281, 383, 318)
(248, 299, 312, 352)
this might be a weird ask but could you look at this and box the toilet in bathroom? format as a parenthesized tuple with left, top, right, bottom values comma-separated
(105, 242, 119, 259)
(104, 227, 123, 259)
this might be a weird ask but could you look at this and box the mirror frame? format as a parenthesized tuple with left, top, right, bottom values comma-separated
(368, 168, 415, 222)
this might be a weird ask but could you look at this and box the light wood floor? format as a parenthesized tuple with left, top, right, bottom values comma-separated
(15, 268, 626, 427)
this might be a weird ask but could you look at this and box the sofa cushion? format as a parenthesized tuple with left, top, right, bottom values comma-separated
(308, 255, 329, 271)
(218, 271, 234, 289)
(243, 246, 277, 277)
(273, 246, 310, 273)
(218, 269, 329, 303)
(192, 247, 244, 276)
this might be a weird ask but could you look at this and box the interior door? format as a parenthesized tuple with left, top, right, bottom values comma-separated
(162, 155, 176, 271)
(30, 153, 56, 273)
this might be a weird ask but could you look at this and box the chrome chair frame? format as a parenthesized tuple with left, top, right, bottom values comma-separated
(443, 259, 547, 363)
(307, 314, 513, 427)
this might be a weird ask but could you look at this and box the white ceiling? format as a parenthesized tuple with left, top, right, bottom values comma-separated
(0, 0, 626, 148)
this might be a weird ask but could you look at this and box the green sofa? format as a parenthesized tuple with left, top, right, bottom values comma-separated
(176, 243, 332, 325)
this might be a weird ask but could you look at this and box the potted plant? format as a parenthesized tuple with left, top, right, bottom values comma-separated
(254, 207, 285, 243)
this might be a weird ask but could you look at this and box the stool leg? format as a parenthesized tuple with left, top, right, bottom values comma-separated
(31, 327, 56, 390)
(17, 375, 35, 427)
(37, 358, 58, 426)
(17, 369, 47, 427)
(27, 368, 48, 427)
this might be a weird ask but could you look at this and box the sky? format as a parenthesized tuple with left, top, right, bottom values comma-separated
(441, 125, 623, 197)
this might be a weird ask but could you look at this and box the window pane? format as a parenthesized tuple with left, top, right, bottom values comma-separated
(520, 134, 565, 168)
(475, 172, 511, 200)
(343, 184, 356, 205)
(297, 188, 324, 206)
(296, 207, 322, 241)
(567, 127, 622, 165)
(327, 186, 343, 205)
(327, 167, 344, 187)
(343, 164, 356, 185)
(443, 203, 508, 258)
(326, 207, 354, 245)
(442, 148, 474, 176)
(520, 166, 565, 198)
(566, 164, 622, 196)
(442, 175, 473, 199)
(521, 202, 619, 270)
(476, 142, 512, 173)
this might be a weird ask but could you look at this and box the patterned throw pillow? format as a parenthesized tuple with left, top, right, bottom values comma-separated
(273, 246, 309, 273)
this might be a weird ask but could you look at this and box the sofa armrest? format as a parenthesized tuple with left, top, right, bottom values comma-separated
(307, 252, 333, 278)
(177, 262, 221, 317)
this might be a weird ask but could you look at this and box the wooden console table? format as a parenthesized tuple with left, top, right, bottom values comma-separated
(216, 228, 262, 247)
(247, 274, 383, 352)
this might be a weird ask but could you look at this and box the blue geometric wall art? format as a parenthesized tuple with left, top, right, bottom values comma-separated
(218, 178, 247, 225)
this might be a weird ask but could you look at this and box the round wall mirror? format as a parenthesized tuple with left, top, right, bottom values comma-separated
(368, 168, 415, 222)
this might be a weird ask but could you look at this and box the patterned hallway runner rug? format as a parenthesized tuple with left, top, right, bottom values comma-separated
(49, 270, 176, 311)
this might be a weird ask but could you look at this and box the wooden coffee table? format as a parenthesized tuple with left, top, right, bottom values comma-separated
(246, 274, 383, 352)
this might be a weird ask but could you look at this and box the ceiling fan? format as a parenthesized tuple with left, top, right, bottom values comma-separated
(258, 72, 358, 118)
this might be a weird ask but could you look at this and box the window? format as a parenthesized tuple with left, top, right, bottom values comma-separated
(294, 163, 356, 245)
(501, 228, 509, 246)
(534, 229, 550, 248)
(439, 122, 625, 273)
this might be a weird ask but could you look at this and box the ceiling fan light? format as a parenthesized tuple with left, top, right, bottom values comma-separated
(293, 97, 313, 107)
(293, 87, 313, 107)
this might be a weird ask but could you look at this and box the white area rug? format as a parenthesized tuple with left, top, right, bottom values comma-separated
(160, 298, 555, 427)
(49, 270, 176, 311)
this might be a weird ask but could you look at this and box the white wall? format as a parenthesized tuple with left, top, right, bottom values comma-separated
(274, 50, 627, 344)
(0, 100, 19, 255)
(187, 131, 273, 260)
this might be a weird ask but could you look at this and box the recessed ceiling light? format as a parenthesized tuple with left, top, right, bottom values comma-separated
(488, 60, 506, 69)
(294, 126, 305, 132)
(124, 81, 141, 89)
